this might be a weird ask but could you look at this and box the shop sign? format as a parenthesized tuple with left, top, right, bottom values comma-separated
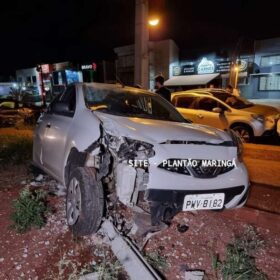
(81, 63, 97, 71)
(215, 61, 231, 73)
(197, 57, 215, 74)
(173, 57, 248, 76)
(238, 59, 247, 72)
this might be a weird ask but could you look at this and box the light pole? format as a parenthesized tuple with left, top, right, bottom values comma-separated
(134, 0, 160, 89)
(134, 0, 149, 89)
(36, 64, 46, 107)
(234, 65, 239, 89)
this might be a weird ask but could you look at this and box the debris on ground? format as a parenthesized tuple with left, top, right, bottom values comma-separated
(21, 172, 66, 197)
(177, 223, 189, 233)
(184, 270, 204, 280)
(0, 166, 280, 279)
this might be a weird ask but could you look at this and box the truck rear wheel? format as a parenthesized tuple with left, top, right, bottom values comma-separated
(66, 167, 104, 236)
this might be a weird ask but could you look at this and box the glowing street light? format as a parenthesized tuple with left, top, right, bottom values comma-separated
(234, 65, 239, 88)
(148, 17, 160, 26)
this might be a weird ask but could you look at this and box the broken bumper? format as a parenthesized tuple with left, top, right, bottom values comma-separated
(146, 144, 249, 209)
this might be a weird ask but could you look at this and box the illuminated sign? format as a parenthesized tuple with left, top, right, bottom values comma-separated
(173, 66, 181, 76)
(81, 63, 97, 71)
(238, 59, 247, 72)
(173, 57, 248, 76)
(197, 57, 215, 74)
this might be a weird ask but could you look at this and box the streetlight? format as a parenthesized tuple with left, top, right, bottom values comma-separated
(234, 65, 239, 89)
(148, 17, 160, 26)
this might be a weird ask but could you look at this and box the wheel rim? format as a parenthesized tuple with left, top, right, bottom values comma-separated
(234, 128, 250, 143)
(66, 177, 81, 226)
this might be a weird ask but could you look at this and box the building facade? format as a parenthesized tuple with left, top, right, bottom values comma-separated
(247, 38, 280, 99)
(165, 55, 254, 92)
(114, 39, 179, 90)
(16, 62, 83, 102)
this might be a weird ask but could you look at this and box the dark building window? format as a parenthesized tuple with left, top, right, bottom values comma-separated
(260, 55, 280, 67)
(259, 75, 280, 91)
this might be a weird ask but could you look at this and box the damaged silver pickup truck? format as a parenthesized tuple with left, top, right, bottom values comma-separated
(33, 83, 249, 236)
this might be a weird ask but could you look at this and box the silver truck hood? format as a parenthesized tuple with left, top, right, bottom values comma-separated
(94, 112, 231, 144)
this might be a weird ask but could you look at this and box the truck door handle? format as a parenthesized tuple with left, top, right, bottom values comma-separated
(46, 123, 51, 128)
(196, 114, 204, 119)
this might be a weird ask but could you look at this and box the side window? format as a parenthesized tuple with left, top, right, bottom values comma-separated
(60, 86, 76, 113)
(198, 97, 218, 112)
(217, 101, 228, 111)
(49, 85, 76, 117)
(175, 96, 196, 109)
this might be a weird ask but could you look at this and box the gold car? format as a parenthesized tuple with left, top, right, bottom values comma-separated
(172, 88, 280, 143)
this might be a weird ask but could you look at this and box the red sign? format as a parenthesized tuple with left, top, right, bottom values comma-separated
(41, 64, 53, 74)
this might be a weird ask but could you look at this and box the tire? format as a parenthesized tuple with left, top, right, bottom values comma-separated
(66, 167, 104, 236)
(231, 125, 253, 143)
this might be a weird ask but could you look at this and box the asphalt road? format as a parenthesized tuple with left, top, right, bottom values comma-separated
(253, 135, 280, 146)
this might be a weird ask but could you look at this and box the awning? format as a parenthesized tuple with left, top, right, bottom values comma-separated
(164, 73, 220, 86)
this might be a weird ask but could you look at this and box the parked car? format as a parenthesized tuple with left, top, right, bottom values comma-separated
(33, 83, 249, 236)
(172, 88, 280, 142)
(0, 99, 42, 127)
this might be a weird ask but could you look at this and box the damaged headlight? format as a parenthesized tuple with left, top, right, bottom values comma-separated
(229, 130, 243, 162)
(105, 133, 155, 160)
(118, 137, 155, 159)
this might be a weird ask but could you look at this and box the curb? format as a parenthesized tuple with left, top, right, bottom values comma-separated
(219, 207, 280, 233)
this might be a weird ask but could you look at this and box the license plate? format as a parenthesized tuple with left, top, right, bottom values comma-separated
(183, 193, 225, 211)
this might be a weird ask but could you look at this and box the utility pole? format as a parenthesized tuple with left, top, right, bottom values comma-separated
(134, 0, 149, 89)
(229, 37, 243, 88)
(36, 64, 46, 107)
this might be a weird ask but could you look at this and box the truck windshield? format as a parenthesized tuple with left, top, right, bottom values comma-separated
(84, 85, 186, 123)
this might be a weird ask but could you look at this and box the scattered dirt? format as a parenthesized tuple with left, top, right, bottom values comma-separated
(144, 211, 280, 279)
(0, 128, 33, 138)
(0, 167, 279, 279)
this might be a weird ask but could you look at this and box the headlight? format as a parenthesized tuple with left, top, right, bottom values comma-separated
(229, 130, 243, 162)
(265, 116, 275, 124)
(105, 134, 155, 159)
(120, 137, 155, 159)
(251, 114, 264, 123)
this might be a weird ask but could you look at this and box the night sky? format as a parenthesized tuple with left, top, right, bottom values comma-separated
(0, 0, 279, 76)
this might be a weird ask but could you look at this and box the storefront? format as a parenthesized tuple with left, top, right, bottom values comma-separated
(165, 56, 250, 90)
(16, 62, 83, 103)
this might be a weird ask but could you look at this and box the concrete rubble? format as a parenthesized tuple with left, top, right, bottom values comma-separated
(185, 270, 204, 280)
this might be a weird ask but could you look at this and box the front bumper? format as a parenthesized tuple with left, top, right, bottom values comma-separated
(146, 184, 249, 210)
(146, 143, 249, 209)
(251, 117, 279, 137)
